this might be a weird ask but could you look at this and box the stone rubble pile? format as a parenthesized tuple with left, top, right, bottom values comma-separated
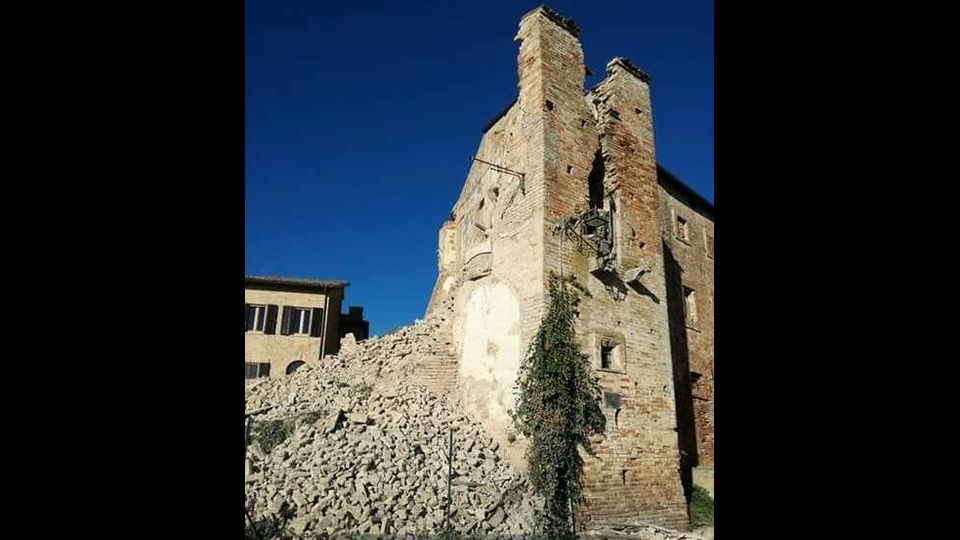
(245, 304, 540, 538)
(583, 523, 714, 540)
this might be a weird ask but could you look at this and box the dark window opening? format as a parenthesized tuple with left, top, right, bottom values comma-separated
(601, 345, 614, 369)
(684, 287, 698, 324)
(567, 165, 573, 175)
(291, 309, 301, 333)
(245, 362, 270, 379)
(587, 149, 605, 210)
(246, 305, 266, 332)
(621, 469, 628, 485)
(599, 339, 623, 372)
(635, 107, 642, 115)
(288, 307, 312, 335)
(545, 100, 554, 111)
(286, 360, 306, 375)
(676, 215, 689, 242)
(614, 408, 621, 428)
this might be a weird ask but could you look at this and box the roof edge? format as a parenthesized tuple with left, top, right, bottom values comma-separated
(656, 164, 714, 219)
(481, 99, 517, 134)
(245, 275, 350, 291)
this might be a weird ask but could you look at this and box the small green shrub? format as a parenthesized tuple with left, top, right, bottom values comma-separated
(689, 485, 714, 527)
(253, 419, 294, 454)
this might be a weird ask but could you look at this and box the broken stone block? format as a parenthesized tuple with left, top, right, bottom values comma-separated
(290, 516, 309, 535)
(346, 412, 369, 424)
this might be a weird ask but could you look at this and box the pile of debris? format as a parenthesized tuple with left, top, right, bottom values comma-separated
(244, 312, 540, 538)
(582, 522, 714, 540)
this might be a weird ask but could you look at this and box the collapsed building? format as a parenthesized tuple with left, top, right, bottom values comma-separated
(425, 4, 714, 530)
(245, 5, 713, 536)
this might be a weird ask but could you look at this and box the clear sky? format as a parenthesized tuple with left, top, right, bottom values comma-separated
(245, 1, 714, 336)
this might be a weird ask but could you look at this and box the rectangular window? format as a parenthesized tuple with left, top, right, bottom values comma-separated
(245, 305, 266, 332)
(244, 362, 270, 379)
(683, 286, 698, 325)
(676, 215, 689, 242)
(598, 338, 624, 372)
(601, 344, 614, 369)
(290, 307, 312, 335)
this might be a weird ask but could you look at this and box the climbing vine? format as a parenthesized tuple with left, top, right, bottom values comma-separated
(511, 272, 606, 538)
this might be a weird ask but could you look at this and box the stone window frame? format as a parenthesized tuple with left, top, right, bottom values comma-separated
(682, 285, 700, 330)
(594, 334, 627, 374)
(704, 229, 714, 260)
(671, 208, 692, 246)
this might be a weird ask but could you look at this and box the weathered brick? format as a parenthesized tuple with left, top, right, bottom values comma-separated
(424, 5, 713, 531)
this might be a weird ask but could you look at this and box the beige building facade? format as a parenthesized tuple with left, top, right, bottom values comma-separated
(245, 276, 368, 383)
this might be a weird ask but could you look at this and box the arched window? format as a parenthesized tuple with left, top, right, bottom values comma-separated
(286, 360, 305, 375)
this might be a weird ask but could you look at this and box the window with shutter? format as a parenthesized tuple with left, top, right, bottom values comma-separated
(294, 307, 311, 335)
(280, 306, 293, 335)
(264, 305, 278, 334)
(245, 305, 267, 333)
(310, 308, 324, 337)
(245, 362, 271, 379)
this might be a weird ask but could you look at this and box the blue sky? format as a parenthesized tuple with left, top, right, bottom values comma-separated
(246, 1, 713, 336)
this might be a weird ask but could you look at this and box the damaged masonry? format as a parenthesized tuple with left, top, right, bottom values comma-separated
(246, 5, 714, 539)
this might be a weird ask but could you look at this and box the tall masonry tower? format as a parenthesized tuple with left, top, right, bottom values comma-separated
(427, 5, 711, 529)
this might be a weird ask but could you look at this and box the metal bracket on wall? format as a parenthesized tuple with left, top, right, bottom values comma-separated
(472, 157, 525, 195)
(561, 208, 614, 263)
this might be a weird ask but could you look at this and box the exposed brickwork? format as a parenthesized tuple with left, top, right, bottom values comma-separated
(660, 175, 714, 472)
(426, 5, 712, 531)
(572, 52, 687, 536)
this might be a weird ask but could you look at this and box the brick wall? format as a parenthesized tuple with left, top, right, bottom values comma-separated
(659, 179, 714, 471)
(424, 5, 710, 531)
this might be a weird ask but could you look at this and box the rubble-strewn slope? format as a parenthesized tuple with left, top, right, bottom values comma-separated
(245, 306, 539, 538)
(245, 295, 708, 539)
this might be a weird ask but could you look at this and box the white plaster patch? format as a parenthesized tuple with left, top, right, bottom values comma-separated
(441, 275, 456, 293)
(458, 282, 522, 430)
